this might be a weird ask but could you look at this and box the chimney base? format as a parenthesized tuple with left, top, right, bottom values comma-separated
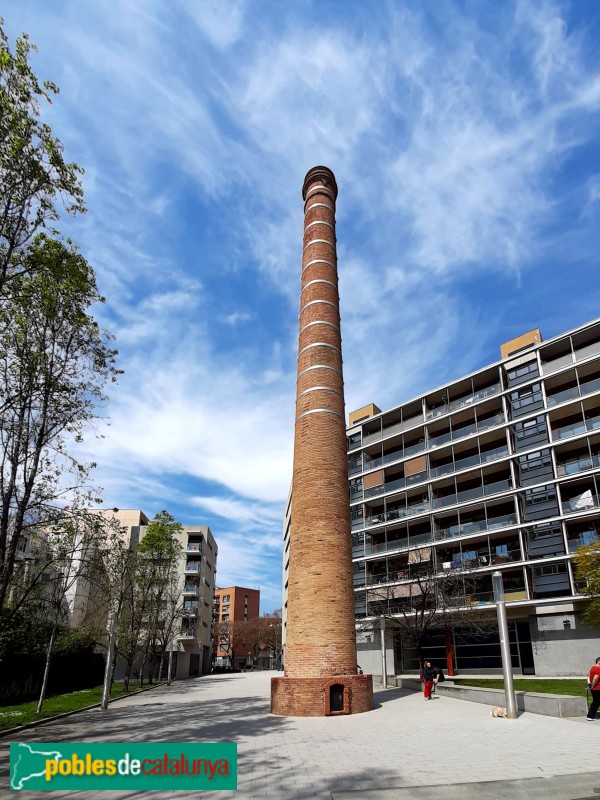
(271, 674, 373, 717)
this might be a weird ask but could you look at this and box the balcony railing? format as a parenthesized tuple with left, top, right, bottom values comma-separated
(365, 500, 430, 528)
(568, 533, 599, 553)
(435, 513, 518, 541)
(562, 493, 600, 514)
(428, 413, 505, 450)
(365, 532, 433, 556)
(541, 341, 600, 376)
(547, 386, 579, 407)
(553, 415, 600, 441)
(432, 479, 512, 510)
(184, 563, 200, 572)
(556, 453, 600, 476)
(575, 341, 600, 362)
(426, 383, 501, 420)
(547, 376, 600, 408)
(364, 471, 428, 501)
(430, 445, 509, 479)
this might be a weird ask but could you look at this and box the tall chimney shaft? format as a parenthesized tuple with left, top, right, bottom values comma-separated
(271, 167, 373, 716)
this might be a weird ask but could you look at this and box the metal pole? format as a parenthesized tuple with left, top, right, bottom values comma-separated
(379, 615, 388, 689)
(167, 642, 174, 685)
(492, 571, 517, 719)
(101, 609, 117, 711)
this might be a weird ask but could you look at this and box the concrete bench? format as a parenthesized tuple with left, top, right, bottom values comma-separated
(434, 683, 586, 718)
(377, 677, 587, 717)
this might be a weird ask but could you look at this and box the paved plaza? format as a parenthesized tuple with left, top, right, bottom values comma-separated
(1, 671, 599, 799)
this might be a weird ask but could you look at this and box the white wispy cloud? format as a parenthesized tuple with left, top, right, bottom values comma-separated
(5, 0, 600, 610)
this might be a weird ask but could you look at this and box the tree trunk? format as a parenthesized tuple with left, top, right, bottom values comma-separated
(139, 648, 147, 688)
(101, 610, 117, 711)
(123, 652, 134, 692)
(36, 626, 56, 714)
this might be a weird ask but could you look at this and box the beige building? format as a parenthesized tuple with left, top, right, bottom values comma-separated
(172, 523, 218, 677)
(65, 509, 217, 678)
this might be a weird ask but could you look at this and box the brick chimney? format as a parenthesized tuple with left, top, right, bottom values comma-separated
(271, 167, 373, 716)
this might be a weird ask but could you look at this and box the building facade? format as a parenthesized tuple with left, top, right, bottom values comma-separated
(78, 510, 217, 679)
(170, 523, 217, 678)
(213, 585, 260, 670)
(347, 319, 600, 677)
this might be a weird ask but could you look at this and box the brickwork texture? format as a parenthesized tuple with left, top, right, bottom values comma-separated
(271, 166, 373, 716)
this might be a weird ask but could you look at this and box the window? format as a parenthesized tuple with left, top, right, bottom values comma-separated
(222, 594, 230, 602)
(514, 416, 548, 451)
(509, 383, 543, 418)
(522, 484, 559, 521)
(506, 360, 540, 387)
(222, 614, 229, 621)
(348, 432, 362, 450)
(517, 449, 553, 486)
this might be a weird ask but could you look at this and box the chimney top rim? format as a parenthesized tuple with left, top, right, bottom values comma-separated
(302, 166, 338, 201)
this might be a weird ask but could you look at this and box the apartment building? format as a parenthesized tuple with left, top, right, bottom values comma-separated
(171, 524, 218, 677)
(213, 586, 260, 669)
(73, 510, 217, 678)
(347, 318, 600, 677)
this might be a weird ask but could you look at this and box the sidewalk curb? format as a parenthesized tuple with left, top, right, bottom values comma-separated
(0, 682, 168, 739)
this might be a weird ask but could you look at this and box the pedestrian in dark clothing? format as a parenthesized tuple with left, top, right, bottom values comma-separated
(423, 661, 437, 700)
(431, 665, 445, 692)
(587, 657, 600, 720)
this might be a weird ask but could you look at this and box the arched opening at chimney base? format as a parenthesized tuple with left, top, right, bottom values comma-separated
(329, 683, 344, 713)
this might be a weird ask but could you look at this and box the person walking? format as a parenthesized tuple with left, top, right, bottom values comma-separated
(587, 657, 600, 720)
(423, 660, 437, 700)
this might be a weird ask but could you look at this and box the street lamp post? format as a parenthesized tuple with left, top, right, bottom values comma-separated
(492, 571, 517, 719)
(379, 615, 388, 689)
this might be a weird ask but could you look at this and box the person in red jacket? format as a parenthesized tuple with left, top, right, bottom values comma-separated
(423, 661, 438, 700)
(587, 657, 600, 720)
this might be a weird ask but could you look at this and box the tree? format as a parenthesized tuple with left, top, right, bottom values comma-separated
(573, 542, 600, 626)
(0, 23, 118, 614)
(362, 547, 495, 673)
(251, 613, 282, 668)
(0, 236, 119, 612)
(213, 614, 283, 670)
(0, 20, 84, 294)
(133, 511, 183, 687)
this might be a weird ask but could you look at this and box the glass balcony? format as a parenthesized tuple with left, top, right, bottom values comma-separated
(547, 378, 600, 408)
(547, 386, 579, 407)
(184, 563, 200, 572)
(364, 474, 409, 500)
(186, 543, 202, 552)
(430, 445, 508, 480)
(581, 376, 600, 396)
(367, 500, 431, 527)
(556, 454, 600, 476)
(575, 341, 600, 362)
(436, 513, 517, 541)
(562, 493, 600, 514)
(553, 420, 587, 440)
(568, 532, 599, 553)
(541, 353, 574, 375)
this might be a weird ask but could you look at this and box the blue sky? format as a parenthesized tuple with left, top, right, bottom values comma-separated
(4, 1, 600, 611)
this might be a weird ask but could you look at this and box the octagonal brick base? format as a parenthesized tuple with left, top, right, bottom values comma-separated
(270, 674, 373, 717)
